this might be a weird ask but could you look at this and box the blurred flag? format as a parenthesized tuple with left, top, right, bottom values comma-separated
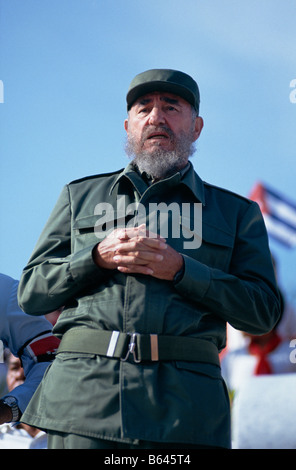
(249, 182, 296, 248)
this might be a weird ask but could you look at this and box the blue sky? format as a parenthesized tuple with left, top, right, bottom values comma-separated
(1, 0, 296, 304)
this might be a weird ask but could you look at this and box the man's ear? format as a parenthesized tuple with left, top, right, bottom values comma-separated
(193, 116, 204, 141)
(124, 119, 129, 133)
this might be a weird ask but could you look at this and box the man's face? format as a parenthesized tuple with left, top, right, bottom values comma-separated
(124, 92, 203, 179)
(6, 354, 25, 392)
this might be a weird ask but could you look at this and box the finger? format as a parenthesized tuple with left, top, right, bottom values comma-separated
(116, 228, 129, 240)
(141, 237, 167, 249)
(113, 251, 164, 264)
(117, 265, 154, 275)
(137, 225, 167, 242)
(114, 237, 167, 254)
(118, 225, 147, 239)
(125, 224, 167, 242)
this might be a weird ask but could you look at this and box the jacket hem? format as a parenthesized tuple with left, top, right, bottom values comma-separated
(21, 412, 230, 448)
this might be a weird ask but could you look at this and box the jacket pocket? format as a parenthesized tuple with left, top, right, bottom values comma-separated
(190, 221, 234, 270)
(72, 215, 102, 252)
(72, 212, 133, 249)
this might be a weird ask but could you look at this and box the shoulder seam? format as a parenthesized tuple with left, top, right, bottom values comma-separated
(68, 169, 124, 185)
(203, 181, 253, 204)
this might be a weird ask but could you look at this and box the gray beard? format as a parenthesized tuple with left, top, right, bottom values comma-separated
(125, 129, 196, 180)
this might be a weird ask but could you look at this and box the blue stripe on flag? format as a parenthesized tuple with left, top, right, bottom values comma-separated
(264, 186, 296, 230)
(250, 182, 296, 248)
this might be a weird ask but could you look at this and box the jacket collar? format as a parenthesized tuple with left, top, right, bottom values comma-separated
(180, 162, 206, 206)
(110, 161, 205, 205)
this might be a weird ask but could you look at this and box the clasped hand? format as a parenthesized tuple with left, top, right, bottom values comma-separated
(92, 224, 183, 281)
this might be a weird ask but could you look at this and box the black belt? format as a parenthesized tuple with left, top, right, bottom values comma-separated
(57, 328, 220, 366)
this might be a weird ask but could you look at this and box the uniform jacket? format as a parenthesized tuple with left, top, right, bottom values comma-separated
(0, 273, 59, 414)
(18, 163, 281, 448)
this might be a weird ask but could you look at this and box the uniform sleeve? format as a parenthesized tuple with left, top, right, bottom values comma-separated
(1, 274, 60, 412)
(175, 202, 281, 334)
(18, 185, 106, 315)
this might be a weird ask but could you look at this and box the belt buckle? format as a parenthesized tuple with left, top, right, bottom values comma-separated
(121, 333, 141, 363)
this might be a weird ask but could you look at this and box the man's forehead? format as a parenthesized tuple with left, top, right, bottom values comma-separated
(133, 91, 189, 107)
(8, 355, 21, 366)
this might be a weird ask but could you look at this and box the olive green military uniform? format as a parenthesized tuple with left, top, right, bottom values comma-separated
(18, 162, 280, 448)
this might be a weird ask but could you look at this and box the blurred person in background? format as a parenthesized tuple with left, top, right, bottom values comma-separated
(0, 352, 47, 449)
(0, 273, 60, 425)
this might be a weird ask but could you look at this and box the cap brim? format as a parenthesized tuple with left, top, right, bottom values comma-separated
(127, 80, 197, 111)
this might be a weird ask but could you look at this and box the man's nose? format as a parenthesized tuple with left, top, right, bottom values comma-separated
(147, 106, 166, 125)
(16, 368, 25, 381)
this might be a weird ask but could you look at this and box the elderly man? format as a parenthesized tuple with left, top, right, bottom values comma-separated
(18, 69, 281, 449)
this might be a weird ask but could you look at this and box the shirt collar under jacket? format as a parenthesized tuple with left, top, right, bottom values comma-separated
(109, 161, 206, 206)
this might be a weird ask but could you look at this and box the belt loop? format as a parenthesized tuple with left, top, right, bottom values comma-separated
(150, 334, 159, 361)
(106, 331, 120, 357)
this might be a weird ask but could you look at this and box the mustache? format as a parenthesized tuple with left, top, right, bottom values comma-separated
(141, 126, 175, 142)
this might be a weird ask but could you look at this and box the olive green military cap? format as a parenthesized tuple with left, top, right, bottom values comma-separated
(126, 69, 200, 114)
